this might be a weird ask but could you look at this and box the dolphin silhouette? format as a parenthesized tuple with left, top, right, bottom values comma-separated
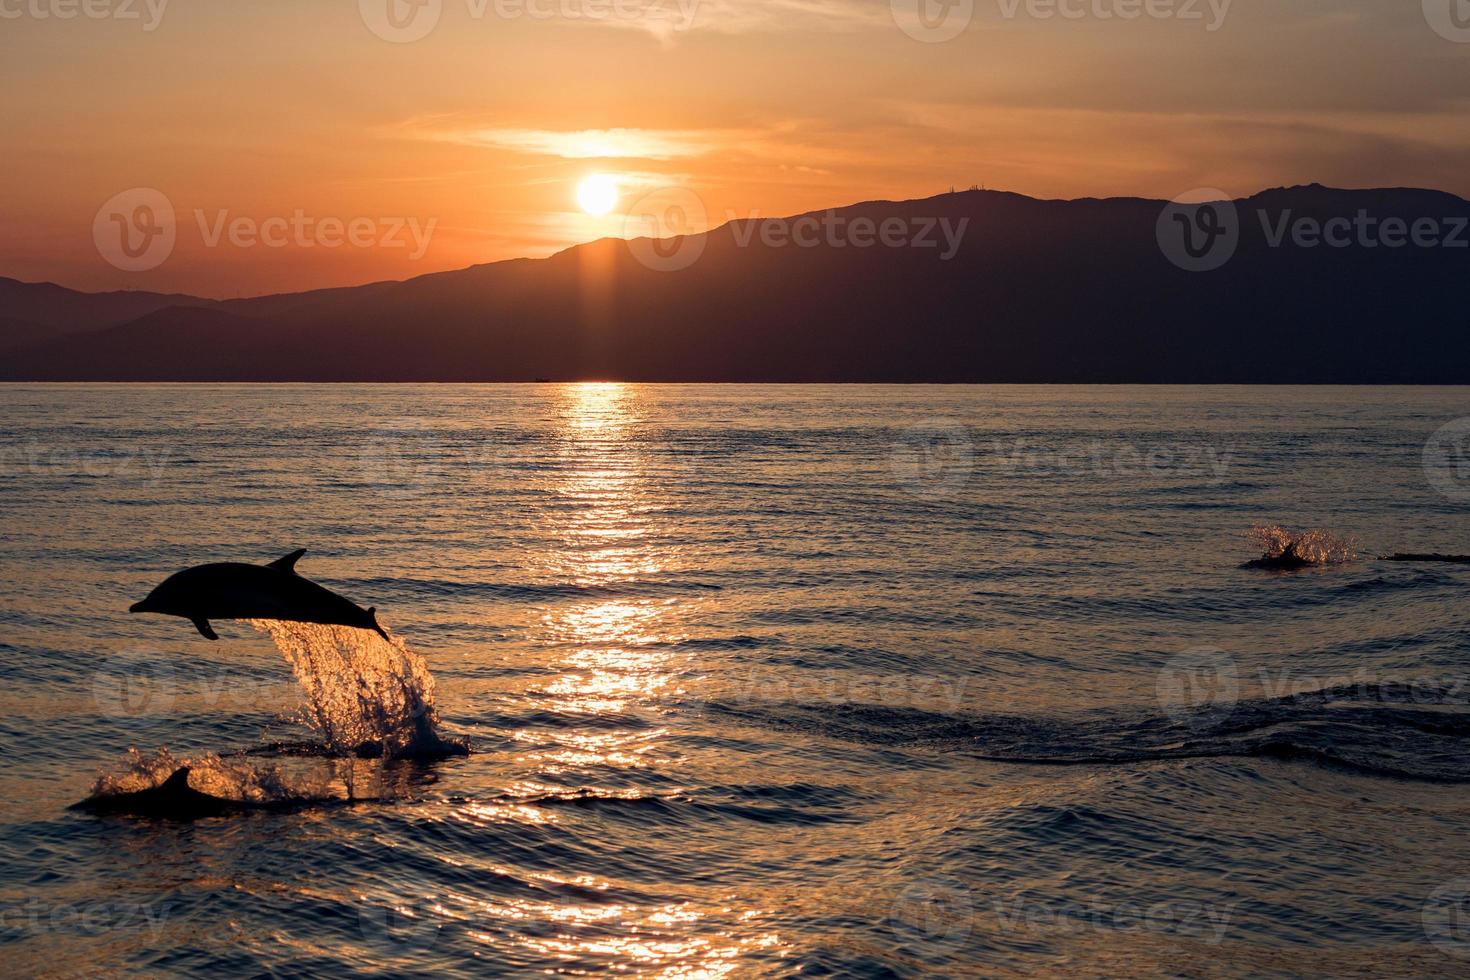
(130, 549, 389, 641)
(70, 766, 337, 820)
(71, 766, 246, 819)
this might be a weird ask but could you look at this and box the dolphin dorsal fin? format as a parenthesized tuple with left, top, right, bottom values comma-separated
(161, 767, 192, 791)
(268, 549, 307, 572)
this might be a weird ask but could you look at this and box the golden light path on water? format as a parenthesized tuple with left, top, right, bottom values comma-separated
(468, 383, 781, 974)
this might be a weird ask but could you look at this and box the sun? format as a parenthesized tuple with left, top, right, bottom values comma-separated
(576, 174, 619, 216)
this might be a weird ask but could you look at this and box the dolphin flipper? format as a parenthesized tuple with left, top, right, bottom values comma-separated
(268, 549, 307, 573)
(369, 607, 390, 642)
(192, 618, 219, 641)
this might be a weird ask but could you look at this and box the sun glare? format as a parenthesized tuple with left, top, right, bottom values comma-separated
(576, 174, 620, 216)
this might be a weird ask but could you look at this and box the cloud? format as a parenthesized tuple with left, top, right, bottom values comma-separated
(418, 126, 732, 160)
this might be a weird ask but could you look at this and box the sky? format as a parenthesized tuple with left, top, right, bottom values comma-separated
(4, 0, 1470, 297)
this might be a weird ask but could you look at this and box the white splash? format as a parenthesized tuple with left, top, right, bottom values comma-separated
(249, 618, 465, 758)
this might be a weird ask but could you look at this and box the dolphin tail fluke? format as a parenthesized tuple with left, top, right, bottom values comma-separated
(368, 607, 390, 642)
(192, 618, 219, 641)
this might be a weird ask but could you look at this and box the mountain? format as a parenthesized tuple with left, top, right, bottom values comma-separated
(0, 277, 217, 353)
(3, 185, 1468, 381)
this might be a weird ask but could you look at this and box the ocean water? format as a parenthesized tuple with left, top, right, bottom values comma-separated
(1, 383, 1468, 977)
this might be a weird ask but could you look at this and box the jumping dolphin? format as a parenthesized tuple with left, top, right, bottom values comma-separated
(130, 549, 390, 641)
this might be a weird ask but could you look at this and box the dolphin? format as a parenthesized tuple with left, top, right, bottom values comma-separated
(130, 549, 390, 641)
(69, 766, 339, 820)
(71, 767, 250, 819)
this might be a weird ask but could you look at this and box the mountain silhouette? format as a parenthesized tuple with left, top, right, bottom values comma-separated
(4, 185, 1468, 381)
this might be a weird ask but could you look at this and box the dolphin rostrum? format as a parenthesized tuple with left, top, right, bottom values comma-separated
(130, 549, 390, 641)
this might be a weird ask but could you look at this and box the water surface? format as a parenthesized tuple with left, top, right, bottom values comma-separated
(1, 384, 1468, 976)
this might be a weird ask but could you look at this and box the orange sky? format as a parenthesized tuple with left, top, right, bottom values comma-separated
(4, 1, 1470, 297)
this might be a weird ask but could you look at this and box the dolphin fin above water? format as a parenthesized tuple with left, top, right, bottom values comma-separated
(268, 548, 307, 572)
(132, 550, 391, 642)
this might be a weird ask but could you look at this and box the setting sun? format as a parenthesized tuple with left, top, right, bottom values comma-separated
(576, 174, 620, 217)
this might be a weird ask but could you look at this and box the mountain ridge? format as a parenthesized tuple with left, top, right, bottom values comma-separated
(4, 186, 1468, 382)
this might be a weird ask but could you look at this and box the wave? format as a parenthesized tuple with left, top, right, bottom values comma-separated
(702, 680, 1470, 783)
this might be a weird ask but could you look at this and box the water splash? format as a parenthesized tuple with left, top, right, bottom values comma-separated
(248, 618, 466, 758)
(1248, 525, 1359, 566)
(85, 747, 322, 805)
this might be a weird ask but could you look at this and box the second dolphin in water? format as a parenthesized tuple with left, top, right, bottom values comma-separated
(130, 549, 389, 641)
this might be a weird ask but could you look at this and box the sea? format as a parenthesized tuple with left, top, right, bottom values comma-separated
(1, 383, 1467, 977)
